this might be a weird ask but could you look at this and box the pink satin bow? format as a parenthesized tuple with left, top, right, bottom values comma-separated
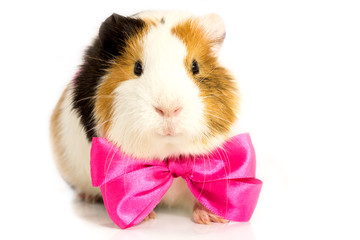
(90, 133, 262, 229)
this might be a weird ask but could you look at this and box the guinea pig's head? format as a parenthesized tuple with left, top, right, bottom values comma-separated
(93, 12, 239, 160)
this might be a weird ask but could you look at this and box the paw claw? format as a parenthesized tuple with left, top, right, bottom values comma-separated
(142, 211, 156, 222)
(193, 202, 227, 224)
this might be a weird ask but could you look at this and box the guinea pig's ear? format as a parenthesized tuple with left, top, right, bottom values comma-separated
(198, 13, 226, 56)
(98, 13, 145, 58)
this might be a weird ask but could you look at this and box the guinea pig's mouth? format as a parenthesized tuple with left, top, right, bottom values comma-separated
(156, 125, 182, 137)
(163, 133, 176, 137)
(157, 131, 179, 137)
(156, 132, 183, 138)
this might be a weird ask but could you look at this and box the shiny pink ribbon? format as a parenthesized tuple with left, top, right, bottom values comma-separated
(90, 133, 262, 229)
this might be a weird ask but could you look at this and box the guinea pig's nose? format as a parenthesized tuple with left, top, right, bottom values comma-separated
(154, 106, 182, 118)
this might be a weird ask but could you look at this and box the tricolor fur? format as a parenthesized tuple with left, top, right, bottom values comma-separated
(50, 11, 239, 206)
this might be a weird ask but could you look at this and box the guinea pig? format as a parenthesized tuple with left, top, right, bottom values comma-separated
(50, 10, 239, 224)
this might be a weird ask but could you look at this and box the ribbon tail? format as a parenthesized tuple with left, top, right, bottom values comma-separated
(187, 178, 262, 222)
(100, 167, 173, 229)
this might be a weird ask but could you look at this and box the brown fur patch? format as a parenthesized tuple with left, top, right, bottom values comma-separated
(94, 22, 151, 135)
(172, 19, 239, 139)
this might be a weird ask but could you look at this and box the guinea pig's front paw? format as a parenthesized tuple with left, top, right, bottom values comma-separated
(77, 192, 103, 203)
(142, 210, 157, 222)
(193, 202, 228, 225)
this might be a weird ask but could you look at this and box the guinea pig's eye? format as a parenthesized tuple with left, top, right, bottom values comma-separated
(134, 61, 143, 76)
(191, 59, 200, 75)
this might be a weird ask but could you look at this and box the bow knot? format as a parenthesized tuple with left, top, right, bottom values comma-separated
(167, 158, 193, 178)
(91, 133, 262, 229)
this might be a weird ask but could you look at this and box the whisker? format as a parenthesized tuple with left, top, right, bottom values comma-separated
(217, 146, 230, 218)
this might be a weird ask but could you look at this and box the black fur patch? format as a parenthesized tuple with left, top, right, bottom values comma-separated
(72, 13, 146, 141)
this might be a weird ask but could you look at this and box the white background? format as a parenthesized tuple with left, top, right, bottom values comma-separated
(1, 0, 359, 239)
